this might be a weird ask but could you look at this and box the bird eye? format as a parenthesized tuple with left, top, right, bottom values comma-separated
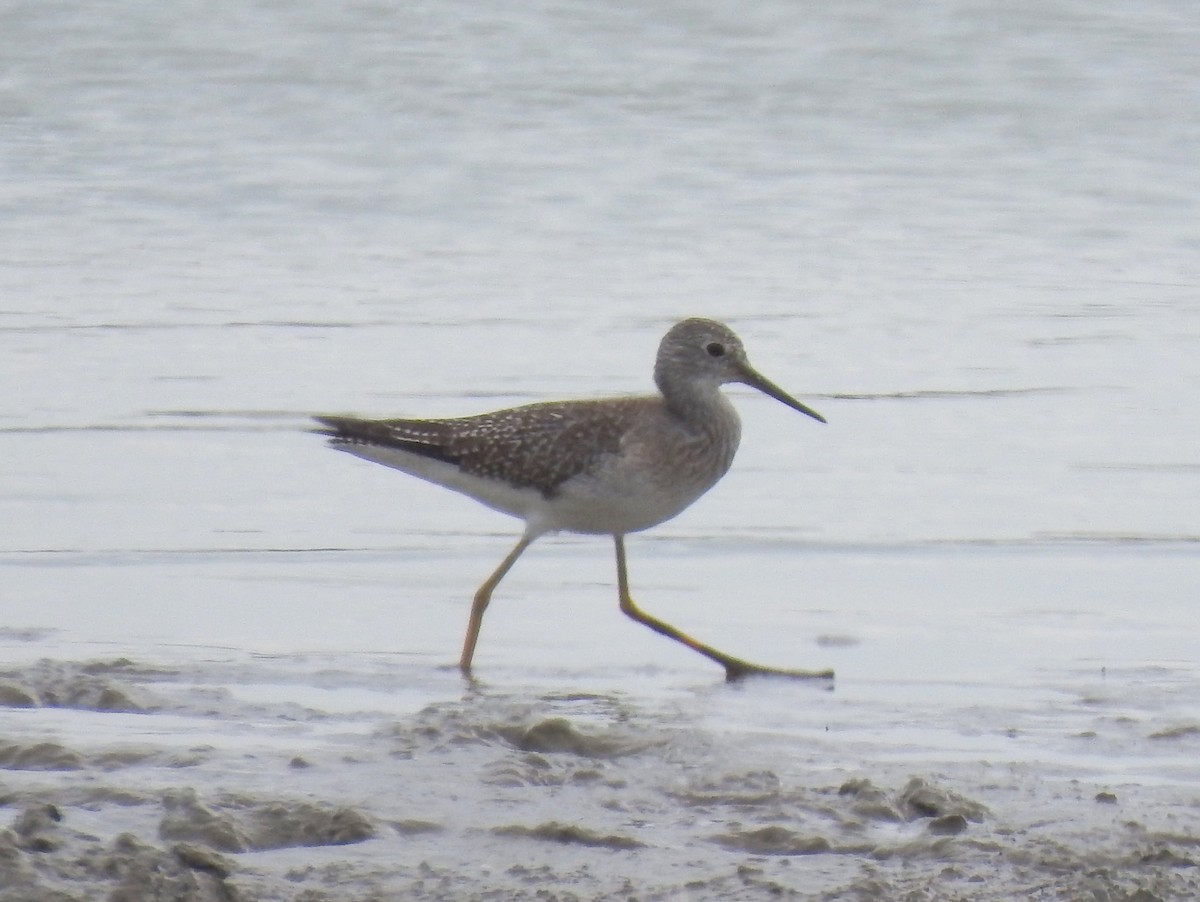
(705, 342, 725, 357)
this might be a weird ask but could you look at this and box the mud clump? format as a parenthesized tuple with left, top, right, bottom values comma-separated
(896, 777, 988, 823)
(0, 683, 37, 707)
(493, 821, 645, 850)
(1147, 723, 1200, 741)
(0, 790, 374, 901)
(927, 814, 970, 836)
(11, 803, 65, 852)
(0, 740, 85, 771)
(711, 825, 832, 855)
(103, 834, 239, 902)
(838, 776, 988, 827)
(160, 789, 250, 852)
(0, 659, 153, 713)
(160, 788, 376, 852)
(244, 800, 376, 850)
(0, 805, 238, 902)
(493, 716, 645, 758)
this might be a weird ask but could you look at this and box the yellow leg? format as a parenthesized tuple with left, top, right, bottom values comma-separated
(459, 535, 535, 675)
(614, 535, 833, 682)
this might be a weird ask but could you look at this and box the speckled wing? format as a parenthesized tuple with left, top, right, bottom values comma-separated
(315, 398, 648, 498)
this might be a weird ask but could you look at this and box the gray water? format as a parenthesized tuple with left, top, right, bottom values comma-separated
(2, 2, 1199, 899)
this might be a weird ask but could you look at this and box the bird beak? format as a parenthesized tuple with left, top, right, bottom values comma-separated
(738, 364, 827, 424)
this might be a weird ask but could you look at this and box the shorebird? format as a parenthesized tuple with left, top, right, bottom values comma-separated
(315, 317, 831, 681)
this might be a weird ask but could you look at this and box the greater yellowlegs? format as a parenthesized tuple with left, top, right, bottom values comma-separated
(315, 317, 831, 681)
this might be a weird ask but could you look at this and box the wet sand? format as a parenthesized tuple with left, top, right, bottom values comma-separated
(2, 629, 1198, 901)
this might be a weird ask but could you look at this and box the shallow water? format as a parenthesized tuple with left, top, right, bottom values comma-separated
(2, 0, 1199, 899)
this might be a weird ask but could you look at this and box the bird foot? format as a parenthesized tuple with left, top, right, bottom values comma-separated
(723, 660, 835, 683)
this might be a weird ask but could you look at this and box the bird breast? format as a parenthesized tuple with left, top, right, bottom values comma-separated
(533, 395, 743, 536)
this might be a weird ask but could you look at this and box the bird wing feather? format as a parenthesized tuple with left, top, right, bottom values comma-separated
(315, 398, 649, 497)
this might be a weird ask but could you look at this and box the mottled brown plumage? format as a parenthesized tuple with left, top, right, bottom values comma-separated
(318, 397, 648, 499)
(315, 318, 831, 681)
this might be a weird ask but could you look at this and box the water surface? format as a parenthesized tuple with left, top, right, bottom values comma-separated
(1, 1, 1198, 898)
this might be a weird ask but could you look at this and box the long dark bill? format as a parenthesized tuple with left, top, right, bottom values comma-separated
(740, 365, 826, 424)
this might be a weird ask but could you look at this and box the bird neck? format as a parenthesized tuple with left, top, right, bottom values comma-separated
(655, 371, 739, 435)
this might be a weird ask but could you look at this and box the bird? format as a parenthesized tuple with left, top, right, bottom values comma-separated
(314, 317, 832, 682)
